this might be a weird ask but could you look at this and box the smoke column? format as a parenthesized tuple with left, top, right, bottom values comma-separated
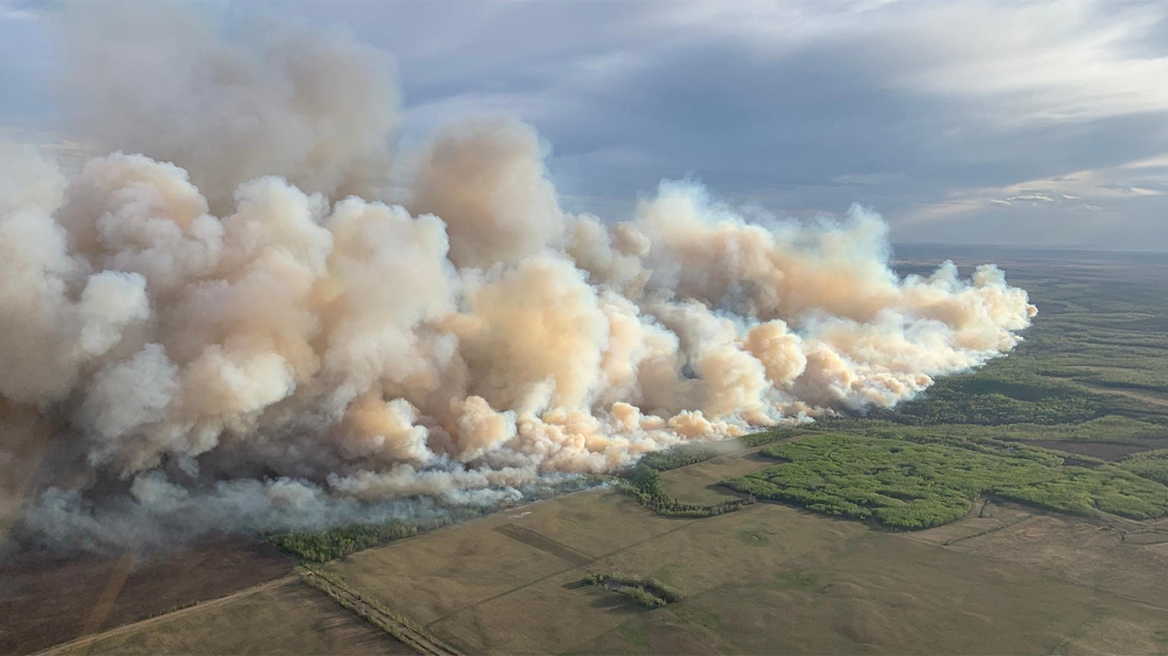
(0, 5, 1035, 552)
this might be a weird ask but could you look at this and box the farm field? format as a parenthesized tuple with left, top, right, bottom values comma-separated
(48, 578, 414, 656)
(0, 536, 294, 655)
(319, 482, 1168, 655)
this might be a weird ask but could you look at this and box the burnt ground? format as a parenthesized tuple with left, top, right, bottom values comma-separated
(0, 534, 293, 655)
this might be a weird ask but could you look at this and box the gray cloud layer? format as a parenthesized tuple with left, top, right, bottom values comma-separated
(274, 0, 1168, 250)
(4, 1, 1166, 248)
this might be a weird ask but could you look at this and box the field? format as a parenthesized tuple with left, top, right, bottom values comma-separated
(8, 248, 1168, 655)
(0, 536, 294, 655)
(48, 578, 414, 656)
(311, 479, 1168, 654)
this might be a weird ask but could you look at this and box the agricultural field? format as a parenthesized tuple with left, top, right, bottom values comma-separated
(9, 250, 1168, 655)
(0, 536, 294, 655)
(316, 480, 1168, 654)
(48, 578, 414, 656)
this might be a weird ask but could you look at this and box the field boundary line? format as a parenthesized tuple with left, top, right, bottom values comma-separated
(33, 574, 299, 656)
(303, 569, 462, 656)
(918, 515, 1036, 547)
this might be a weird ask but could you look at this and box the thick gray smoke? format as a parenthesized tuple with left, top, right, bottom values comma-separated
(1, 5, 1035, 552)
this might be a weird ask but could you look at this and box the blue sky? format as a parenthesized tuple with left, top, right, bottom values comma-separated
(3, 0, 1167, 250)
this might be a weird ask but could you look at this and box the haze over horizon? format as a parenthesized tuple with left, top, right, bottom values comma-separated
(2, 0, 1167, 251)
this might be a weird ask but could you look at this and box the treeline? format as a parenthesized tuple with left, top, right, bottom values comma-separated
(581, 572, 683, 609)
(819, 414, 1168, 451)
(638, 449, 718, 471)
(869, 373, 1111, 426)
(740, 428, 805, 448)
(267, 521, 425, 562)
(636, 428, 806, 474)
(266, 507, 493, 562)
(620, 466, 754, 518)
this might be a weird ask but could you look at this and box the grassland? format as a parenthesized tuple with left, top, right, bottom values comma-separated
(310, 480, 1168, 655)
(49, 578, 414, 656)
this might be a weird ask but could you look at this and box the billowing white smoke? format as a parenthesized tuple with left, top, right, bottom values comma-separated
(1, 5, 1035, 551)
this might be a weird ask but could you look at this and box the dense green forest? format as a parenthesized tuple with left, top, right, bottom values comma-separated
(724, 433, 1168, 529)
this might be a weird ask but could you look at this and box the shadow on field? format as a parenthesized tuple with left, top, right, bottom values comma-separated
(588, 595, 642, 613)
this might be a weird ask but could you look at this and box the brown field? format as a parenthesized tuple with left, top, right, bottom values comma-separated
(571, 531, 1168, 656)
(0, 535, 293, 655)
(944, 509, 1168, 608)
(314, 462, 1168, 655)
(49, 578, 413, 656)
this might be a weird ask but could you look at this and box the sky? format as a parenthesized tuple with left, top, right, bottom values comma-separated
(1, 0, 1166, 251)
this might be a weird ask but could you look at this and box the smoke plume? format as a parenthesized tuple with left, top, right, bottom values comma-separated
(0, 5, 1035, 552)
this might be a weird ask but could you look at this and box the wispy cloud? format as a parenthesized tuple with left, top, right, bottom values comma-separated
(1007, 194, 1054, 202)
(1097, 184, 1168, 197)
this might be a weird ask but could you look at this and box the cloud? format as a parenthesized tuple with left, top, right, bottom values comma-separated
(1007, 194, 1054, 203)
(5, 0, 1168, 250)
